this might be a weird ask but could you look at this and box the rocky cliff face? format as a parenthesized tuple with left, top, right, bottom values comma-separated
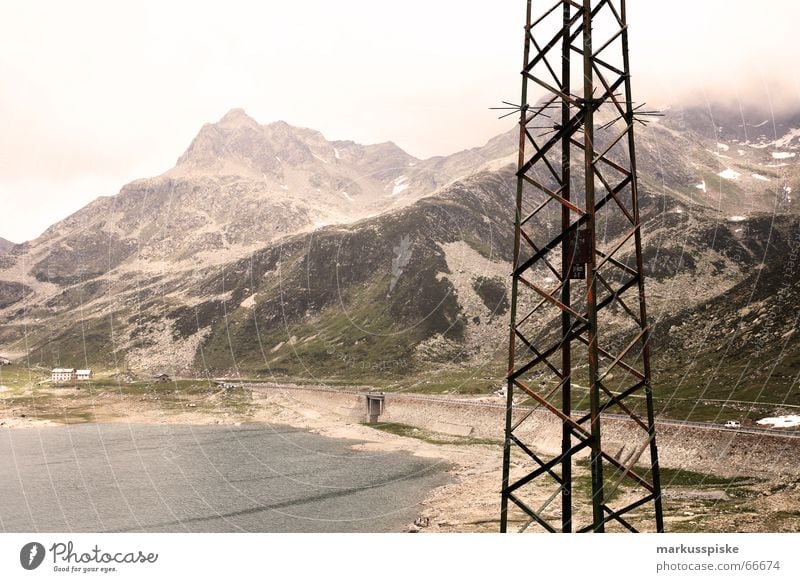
(0, 105, 796, 407)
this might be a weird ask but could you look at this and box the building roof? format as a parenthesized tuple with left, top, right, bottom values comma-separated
(76, 369, 92, 374)
(52, 368, 76, 373)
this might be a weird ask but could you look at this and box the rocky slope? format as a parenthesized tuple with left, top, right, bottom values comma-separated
(0, 105, 796, 410)
(642, 103, 799, 214)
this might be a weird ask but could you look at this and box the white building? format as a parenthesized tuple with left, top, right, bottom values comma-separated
(52, 368, 77, 382)
(76, 369, 93, 380)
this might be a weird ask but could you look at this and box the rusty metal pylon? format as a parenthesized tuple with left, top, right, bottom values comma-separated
(499, 0, 664, 533)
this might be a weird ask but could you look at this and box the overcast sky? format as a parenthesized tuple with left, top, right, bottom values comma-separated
(1, 0, 798, 242)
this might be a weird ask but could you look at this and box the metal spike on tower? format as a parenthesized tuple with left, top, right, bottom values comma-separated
(499, 0, 664, 533)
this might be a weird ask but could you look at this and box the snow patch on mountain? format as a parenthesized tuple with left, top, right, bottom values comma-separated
(391, 176, 409, 195)
(774, 127, 800, 148)
(757, 415, 800, 428)
(718, 169, 741, 180)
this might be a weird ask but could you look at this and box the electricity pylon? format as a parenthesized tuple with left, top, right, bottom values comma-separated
(499, 0, 664, 533)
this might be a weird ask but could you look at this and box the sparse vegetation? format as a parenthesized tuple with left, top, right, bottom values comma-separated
(365, 421, 502, 447)
(0, 370, 254, 425)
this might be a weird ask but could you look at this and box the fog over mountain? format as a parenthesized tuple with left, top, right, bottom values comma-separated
(3, 0, 799, 244)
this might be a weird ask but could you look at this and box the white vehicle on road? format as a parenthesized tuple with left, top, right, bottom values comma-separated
(724, 420, 741, 429)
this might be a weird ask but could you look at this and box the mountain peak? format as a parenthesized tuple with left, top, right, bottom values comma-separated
(173, 112, 343, 175)
(217, 108, 260, 128)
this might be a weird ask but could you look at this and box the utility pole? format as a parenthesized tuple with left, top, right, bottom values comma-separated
(500, 0, 664, 533)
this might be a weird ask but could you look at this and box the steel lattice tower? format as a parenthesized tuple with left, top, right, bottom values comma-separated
(500, 0, 664, 533)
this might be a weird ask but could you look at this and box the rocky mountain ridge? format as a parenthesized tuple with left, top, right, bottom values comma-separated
(0, 104, 797, 412)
